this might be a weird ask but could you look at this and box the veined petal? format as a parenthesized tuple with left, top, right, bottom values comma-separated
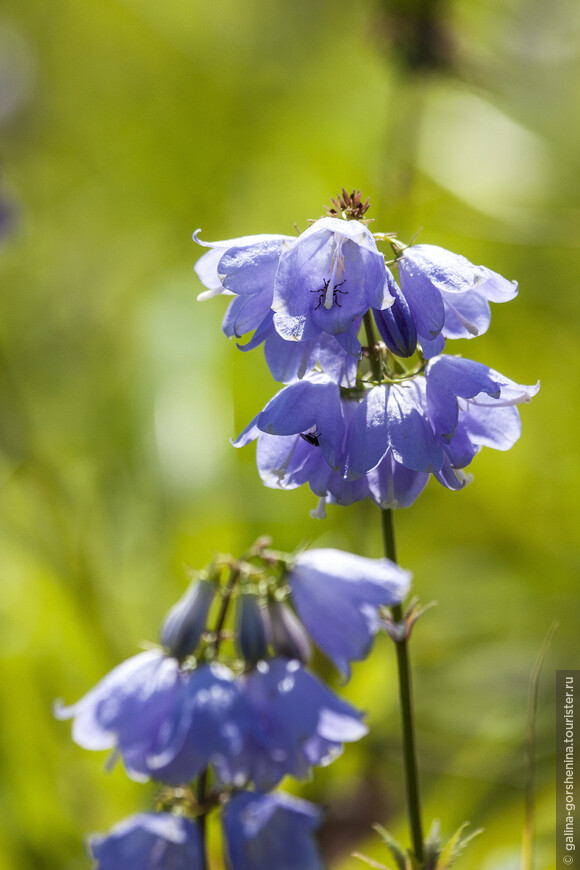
(232, 416, 261, 448)
(345, 386, 391, 477)
(366, 454, 429, 509)
(387, 382, 444, 472)
(90, 813, 203, 870)
(255, 377, 344, 469)
(194, 230, 291, 298)
(426, 356, 502, 440)
(222, 294, 273, 339)
(456, 401, 523, 451)
(289, 549, 410, 677)
(272, 217, 392, 338)
(398, 252, 445, 340)
(438, 290, 491, 339)
(218, 237, 293, 298)
(473, 265, 518, 302)
(273, 311, 321, 343)
(401, 245, 484, 296)
(263, 330, 358, 386)
(223, 791, 323, 870)
(237, 312, 276, 351)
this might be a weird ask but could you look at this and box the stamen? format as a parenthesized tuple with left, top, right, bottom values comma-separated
(325, 237, 345, 309)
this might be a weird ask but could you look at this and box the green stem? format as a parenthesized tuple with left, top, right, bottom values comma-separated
(381, 508, 425, 865)
(196, 562, 241, 870)
(196, 770, 209, 870)
(363, 312, 383, 382)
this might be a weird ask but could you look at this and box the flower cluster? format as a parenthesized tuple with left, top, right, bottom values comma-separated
(195, 191, 538, 515)
(57, 540, 410, 868)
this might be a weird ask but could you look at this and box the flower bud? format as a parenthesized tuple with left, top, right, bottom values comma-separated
(373, 284, 417, 358)
(159, 579, 215, 660)
(236, 594, 269, 664)
(266, 600, 312, 665)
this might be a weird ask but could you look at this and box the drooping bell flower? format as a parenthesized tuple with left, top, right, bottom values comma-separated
(265, 600, 312, 665)
(397, 244, 518, 357)
(223, 790, 324, 870)
(145, 662, 257, 786)
(54, 650, 186, 782)
(272, 216, 396, 351)
(159, 578, 215, 661)
(238, 658, 368, 790)
(195, 230, 359, 385)
(236, 593, 269, 664)
(286, 548, 411, 678)
(372, 280, 418, 358)
(89, 813, 203, 870)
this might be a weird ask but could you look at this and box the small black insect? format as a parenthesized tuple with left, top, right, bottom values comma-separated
(300, 428, 321, 447)
(311, 279, 348, 310)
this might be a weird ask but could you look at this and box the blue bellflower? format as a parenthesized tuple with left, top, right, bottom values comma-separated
(159, 579, 215, 660)
(223, 790, 323, 870)
(195, 228, 359, 385)
(397, 244, 518, 357)
(236, 593, 269, 664)
(54, 650, 185, 782)
(373, 279, 418, 358)
(425, 355, 539, 488)
(146, 662, 257, 786)
(234, 359, 538, 513)
(266, 600, 312, 664)
(271, 216, 396, 351)
(287, 549, 411, 677)
(89, 813, 203, 870)
(239, 658, 368, 790)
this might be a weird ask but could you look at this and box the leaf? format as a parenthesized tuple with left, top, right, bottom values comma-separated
(352, 852, 390, 870)
(435, 822, 483, 870)
(373, 824, 409, 870)
(423, 818, 442, 870)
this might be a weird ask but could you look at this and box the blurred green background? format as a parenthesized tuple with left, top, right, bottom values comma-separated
(0, 0, 578, 867)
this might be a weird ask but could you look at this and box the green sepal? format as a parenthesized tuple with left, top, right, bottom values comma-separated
(429, 820, 483, 870)
(372, 825, 420, 870)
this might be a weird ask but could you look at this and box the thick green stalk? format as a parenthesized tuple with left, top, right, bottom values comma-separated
(363, 311, 383, 382)
(381, 508, 425, 865)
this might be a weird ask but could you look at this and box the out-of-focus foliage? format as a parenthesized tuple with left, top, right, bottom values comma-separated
(0, 0, 577, 867)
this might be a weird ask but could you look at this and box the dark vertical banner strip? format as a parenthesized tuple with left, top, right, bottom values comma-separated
(557, 670, 580, 865)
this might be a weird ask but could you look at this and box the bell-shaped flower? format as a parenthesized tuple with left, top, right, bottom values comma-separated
(426, 355, 538, 441)
(343, 379, 444, 479)
(234, 373, 346, 471)
(397, 244, 518, 357)
(372, 281, 417, 358)
(272, 217, 395, 347)
(195, 227, 362, 384)
(234, 375, 434, 512)
(239, 658, 367, 790)
(235, 353, 538, 513)
(365, 453, 430, 510)
(193, 230, 294, 301)
(54, 650, 186, 782)
(287, 549, 411, 677)
(89, 813, 203, 870)
(266, 599, 312, 665)
(223, 790, 323, 870)
(426, 356, 540, 489)
(249, 428, 370, 505)
(159, 579, 215, 660)
(194, 231, 293, 350)
(146, 662, 256, 786)
(262, 326, 359, 386)
(236, 593, 269, 664)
